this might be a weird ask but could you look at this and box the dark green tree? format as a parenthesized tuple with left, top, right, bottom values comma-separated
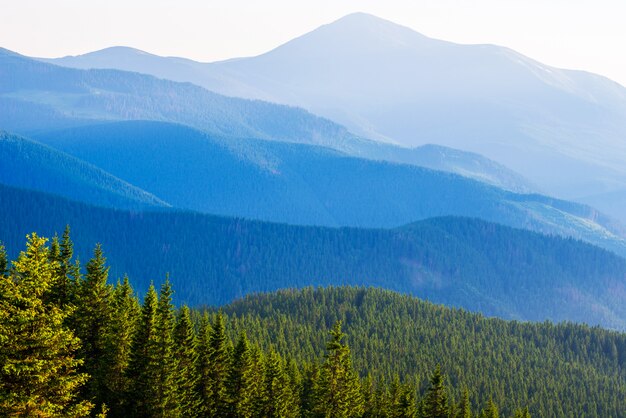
(0, 234, 92, 417)
(73, 244, 113, 407)
(313, 320, 363, 418)
(174, 305, 201, 417)
(127, 283, 159, 417)
(206, 311, 230, 417)
(480, 398, 499, 418)
(153, 279, 179, 417)
(456, 387, 472, 418)
(226, 331, 255, 417)
(103, 277, 140, 417)
(421, 365, 448, 418)
(195, 312, 212, 416)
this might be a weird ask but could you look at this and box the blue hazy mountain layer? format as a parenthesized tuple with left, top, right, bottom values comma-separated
(31, 120, 626, 258)
(2, 182, 626, 330)
(0, 131, 167, 209)
(0, 47, 535, 193)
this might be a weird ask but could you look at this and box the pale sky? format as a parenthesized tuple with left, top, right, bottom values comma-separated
(2, 0, 625, 86)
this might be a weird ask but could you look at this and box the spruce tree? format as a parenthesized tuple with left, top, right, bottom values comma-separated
(421, 365, 448, 418)
(174, 305, 201, 418)
(456, 387, 472, 418)
(313, 320, 363, 418)
(480, 398, 499, 418)
(0, 233, 92, 417)
(74, 244, 113, 408)
(154, 279, 179, 417)
(206, 311, 230, 417)
(263, 348, 299, 418)
(226, 331, 255, 418)
(196, 312, 212, 416)
(103, 277, 140, 418)
(127, 283, 160, 417)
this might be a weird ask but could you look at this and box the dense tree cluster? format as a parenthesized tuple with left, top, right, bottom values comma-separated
(2, 232, 625, 416)
(0, 232, 538, 417)
(3, 183, 626, 330)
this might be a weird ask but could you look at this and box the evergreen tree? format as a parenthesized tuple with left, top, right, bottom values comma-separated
(513, 407, 531, 418)
(226, 331, 255, 418)
(74, 244, 113, 407)
(127, 283, 160, 417)
(206, 311, 230, 417)
(0, 234, 92, 417)
(313, 320, 363, 418)
(456, 387, 472, 418)
(480, 398, 499, 418)
(421, 365, 448, 418)
(196, 312, 212, 416)
(263, 348, 299, 418)
(174, 305, 201, 418)
(103, 277, 140, 417)
(154, 279, 179, 417)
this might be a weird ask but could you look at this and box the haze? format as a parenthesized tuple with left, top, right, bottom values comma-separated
(3, 0, 626, 86)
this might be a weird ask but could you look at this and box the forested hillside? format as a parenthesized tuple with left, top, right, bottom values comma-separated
(2, 183, 626, 329)
(1, 235, 623, 417)
(0, 131, 167, 209)
(28, 121, 626, 256)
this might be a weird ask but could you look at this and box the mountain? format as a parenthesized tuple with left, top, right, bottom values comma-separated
(0, 131, 166, 209)
(30, 121, 626, 257)
(43, 14, 626, 216)
(2, 182, 626, 329)
(222, 287, 626, 417)
(0, 47, 533, 193)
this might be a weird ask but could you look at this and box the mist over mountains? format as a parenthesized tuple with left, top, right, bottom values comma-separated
(43, 13, 626, 223)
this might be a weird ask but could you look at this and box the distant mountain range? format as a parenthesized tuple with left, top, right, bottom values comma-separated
(3, 182, 626, 329)
(28, 120, 626, 257)
(0, 46, 535, 194)
(0, 131, 166, 209)
(41, 13, 626, 222)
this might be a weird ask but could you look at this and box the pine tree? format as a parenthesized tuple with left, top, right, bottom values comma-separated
(196, 312, 212, 416)
(456, 387, 472, 418)
(513, 407, 531, 418)
(263, 348, 299, 418)
(127, 283, 160, 417)
(226, 331, 255, 417)
(206, 311, 230, 417)
(480, 398, 499, 418)
(102, 277, 140, 418)
(421, 365, 448, 418)
(174, 306, 201, 418)
(313, 320, 364, 418)
(73, 244, 113, 408)
(154, 279, 180, 417)
(0, 233, 92, 417)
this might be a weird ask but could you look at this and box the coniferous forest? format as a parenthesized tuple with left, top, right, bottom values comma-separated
(2, 232, 625, 417)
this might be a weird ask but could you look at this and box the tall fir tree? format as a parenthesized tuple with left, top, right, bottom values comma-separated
(73, 244, 113, 408)
(195, 312, 213, 417)
(421, 365, 449, 418)
(226, 331, 255, 418)
(0, 234, 92, 417)
(456, 387, 472, 418)
(206, 311, 230, 417)
(313, 320, 364, 418)
(174, 305, 201, 418)
(480, 398, 499, 418)
(102, 276, 140, 418)
(128, 283, 160, 417)
(154, 279, 180, 417)
(263, 348, 300, 418)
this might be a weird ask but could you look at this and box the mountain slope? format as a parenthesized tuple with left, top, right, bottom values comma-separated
(221, 287, 626, 417)
(30, 121, 626, 256)
(0, 47, 533, 193)
(2, 183, 626, 329)
(0, 131, 166, 209)
(45, 14, 626, 211)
